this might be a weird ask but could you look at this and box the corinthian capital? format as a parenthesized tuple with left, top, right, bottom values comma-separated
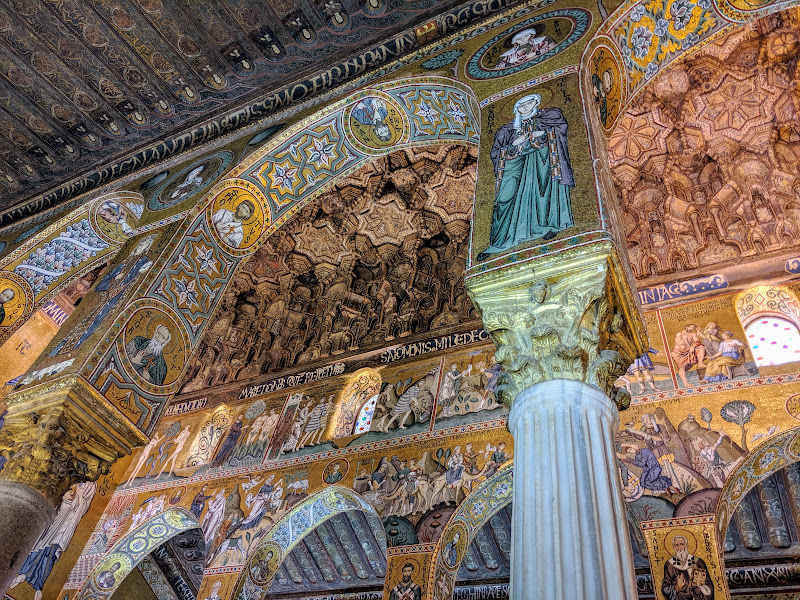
(0, 376, 147, 504)
(466, 242, 647, 410)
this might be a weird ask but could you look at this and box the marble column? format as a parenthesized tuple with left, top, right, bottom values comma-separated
(0, 378, 147, 596)
(466, 243, 647, 600)
(508, 379, 636, 600)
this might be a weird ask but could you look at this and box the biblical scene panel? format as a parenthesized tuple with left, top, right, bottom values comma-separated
(615, 310, 674, 399)
(660, 294, 758, 390)
(615, 382, 798, 522)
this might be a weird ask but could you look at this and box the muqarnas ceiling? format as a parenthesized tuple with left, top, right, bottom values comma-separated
(180, 144, 479, 391)
(610, 8, 800, 285)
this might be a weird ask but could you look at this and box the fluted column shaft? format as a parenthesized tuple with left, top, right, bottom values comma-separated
(508, 379, 636, 600)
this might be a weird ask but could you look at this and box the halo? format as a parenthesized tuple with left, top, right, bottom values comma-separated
(394, 555, 422, 578)
(664, 529, 697, 556)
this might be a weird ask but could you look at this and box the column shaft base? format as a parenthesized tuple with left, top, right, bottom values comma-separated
(508, 379, 636, 600)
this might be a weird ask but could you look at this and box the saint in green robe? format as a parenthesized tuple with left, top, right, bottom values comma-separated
(479, 106, 575, 258)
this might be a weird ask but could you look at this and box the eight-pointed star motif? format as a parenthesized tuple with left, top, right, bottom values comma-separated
(174, 275, 200, 311)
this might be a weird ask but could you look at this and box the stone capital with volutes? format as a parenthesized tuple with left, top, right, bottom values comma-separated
(465, 241, 648, 410)
(0, 376, 147, 504)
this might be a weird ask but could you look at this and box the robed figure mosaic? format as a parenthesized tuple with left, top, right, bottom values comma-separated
(478, 93, 574, 260)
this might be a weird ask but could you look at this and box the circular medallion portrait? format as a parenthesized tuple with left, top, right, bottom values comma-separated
(345, 91, 409, 153)
(205, 180, 268, 256)
(147, 151, 235, 212)
(91, 198, 139, 244)
(322, 458, 349, 485)
(466, 9, 591, 80)
(94, 553, 132, 591)
(788, 394, 800, 420)
(121, 307, 187, 389)
(0, 273, 32, 328)
(588, 43, 624, 132)
(440, 522, 468, 571)
(249, 542, 282, 586)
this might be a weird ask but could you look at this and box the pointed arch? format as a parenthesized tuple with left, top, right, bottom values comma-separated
(230, 486, 386, 599)
(715, 426, 800, 556)
(425, 466, 512, 600)
(73, 507, 202, 600)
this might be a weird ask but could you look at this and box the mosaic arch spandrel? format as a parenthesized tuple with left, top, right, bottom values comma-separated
(0, 190, 147, 348)
(229, 487, 386, 599)
(72, 507, 202, 600)
(425, 466, 512, 600)
(13, 76, 480, 436)
(579, 0, 800, 136)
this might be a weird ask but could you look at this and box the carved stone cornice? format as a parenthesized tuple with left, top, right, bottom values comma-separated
(465, 241, 648, 409)
(0, 376, 148, 504)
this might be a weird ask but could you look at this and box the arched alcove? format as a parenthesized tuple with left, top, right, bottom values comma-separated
(231, 487, 387, 600)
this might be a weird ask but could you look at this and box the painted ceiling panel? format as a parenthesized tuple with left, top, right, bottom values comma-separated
(0, 0, 486, 213)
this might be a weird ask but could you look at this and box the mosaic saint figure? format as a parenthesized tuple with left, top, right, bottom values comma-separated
(12, 482, 96, 600)
(591, 68, 616, 126)
(702, 331, 746, 382)
(202, 489, 228, 550)
(497, 27, 556, 68)
(325, 462, 344, 484)
(444, 532, 461, 567)
(661, 536, 714, 599)
(0, 287, 14, 326)
(157, 425, 192, 478)
(202, 580, 223, 600)
(125, 323, 171, 385)
(352, 97, 392, 142)
(126, 432, 162, 486)
(50, 235, 155, 355)
(191, 485, 212, 518)
(212, 199, 255, 248)
(96, 562, 122, 590)
(618, 444, 672, 494)
(478, 94, 574, 260)
(211, 416, 244, 468)
(671, 324, 707, 387)
(97, 201, 134, 237)
(389, 563, 422, 600)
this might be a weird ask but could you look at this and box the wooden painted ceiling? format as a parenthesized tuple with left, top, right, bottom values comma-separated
(0, 0, 484, 216)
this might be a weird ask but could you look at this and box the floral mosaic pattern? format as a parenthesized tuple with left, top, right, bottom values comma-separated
(614, 0, 719, 89)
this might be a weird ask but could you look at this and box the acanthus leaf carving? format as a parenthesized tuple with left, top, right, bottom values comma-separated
(467, 248, 646, 409)
(0, 406, 115, 504)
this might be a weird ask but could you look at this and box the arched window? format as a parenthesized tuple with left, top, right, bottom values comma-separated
(353, 393, 379, 434)
(744, 316, 800, 366)
(184, 404, 232, 466)
(736, 285, 800, 367)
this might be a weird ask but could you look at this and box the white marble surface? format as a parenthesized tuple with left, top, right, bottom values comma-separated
(508, 379, 637, 600)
